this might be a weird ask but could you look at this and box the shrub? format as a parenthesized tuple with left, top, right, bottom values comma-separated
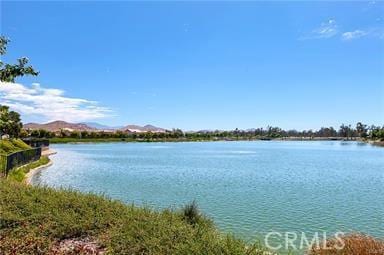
(182, 200, 202, 226)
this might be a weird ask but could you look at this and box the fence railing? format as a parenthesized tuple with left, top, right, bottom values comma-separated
(22, 138, 50, 148)
(0, 147, 42, 176)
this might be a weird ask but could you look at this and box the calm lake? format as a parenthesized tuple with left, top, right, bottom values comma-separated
(32, 141, 384, 251)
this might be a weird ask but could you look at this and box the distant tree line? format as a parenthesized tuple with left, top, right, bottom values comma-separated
(23, 122, 384, 141)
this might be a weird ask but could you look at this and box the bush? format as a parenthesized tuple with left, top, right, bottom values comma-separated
(182, 200, 203, 226)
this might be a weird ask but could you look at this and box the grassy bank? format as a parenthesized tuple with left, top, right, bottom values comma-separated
(7, 156, 50, 182)
(0, 139, 31, 154)
(0, 179, 271, 255)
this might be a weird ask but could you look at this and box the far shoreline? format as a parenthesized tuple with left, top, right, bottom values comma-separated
(48, 137, 384, 147)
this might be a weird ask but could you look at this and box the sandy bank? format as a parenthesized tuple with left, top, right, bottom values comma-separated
(24, 149, 56, 185)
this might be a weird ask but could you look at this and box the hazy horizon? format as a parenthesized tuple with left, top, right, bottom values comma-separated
(22, 117, 382, 133)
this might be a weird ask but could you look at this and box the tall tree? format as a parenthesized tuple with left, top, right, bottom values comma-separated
(0, 36, 39, 82)
(0, 105, 23, 138)
(339, 124, 349, 139)
(356, 122, 368, 138)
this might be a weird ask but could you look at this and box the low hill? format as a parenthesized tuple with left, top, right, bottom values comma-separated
(121, 124, 166, 133)
(24, 121, 96, 132)
(83, 122, 124, 130)
(24, 121, 166, 133)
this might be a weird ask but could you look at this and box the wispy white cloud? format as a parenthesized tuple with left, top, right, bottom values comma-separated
(302, 19, 384, 41)
(341, 30, 368, 40)
(301, 19, 338, 40)
(342, 28, 384, 41)
(0, 82, 112, 123)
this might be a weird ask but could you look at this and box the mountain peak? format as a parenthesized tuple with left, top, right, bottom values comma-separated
(24, 121, 166, 133)
(24, 121, 95, 132)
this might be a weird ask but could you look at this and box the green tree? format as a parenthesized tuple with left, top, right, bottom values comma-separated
(19, 129, 28, 138)
(356, 122, 368, 138)
(0, 105, 23, 137)
(0, 36, 39, 82)
(369, 125, 384, 140)
(338, 124, 352, 139)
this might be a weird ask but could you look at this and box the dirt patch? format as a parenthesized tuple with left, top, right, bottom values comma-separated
(50, 237, 106, 255)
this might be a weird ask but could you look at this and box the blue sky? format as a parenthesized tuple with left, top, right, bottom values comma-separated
(1, 1, 383, 130)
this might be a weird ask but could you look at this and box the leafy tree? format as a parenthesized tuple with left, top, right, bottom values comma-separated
(317, 127, 337, 137)
(70, 131, 81, 139)
(266, 126, 282, 138)
(0, 36, 39, 82)
(356, 122, 368, 138)
(19, 129, 28, 138)
(369, 125, 384, 140)
(339, 124, 350, 139)
(0, 105, 22, 137)
(30, 129, 40, 138)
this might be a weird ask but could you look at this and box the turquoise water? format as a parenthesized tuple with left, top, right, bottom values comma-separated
(32, 141, 384, 251)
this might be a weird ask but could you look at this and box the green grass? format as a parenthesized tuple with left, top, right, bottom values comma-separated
(0, 139, 31, 154)
(7, 156, 50, 182)
(0, 179, 272, 255)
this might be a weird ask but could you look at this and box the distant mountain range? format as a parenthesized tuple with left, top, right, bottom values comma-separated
(24, 121, 167, 133)
(24, 121, 96, 132)
(83, 122, 123, 130)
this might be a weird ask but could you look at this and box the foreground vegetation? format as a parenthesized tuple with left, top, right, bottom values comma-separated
(0, 179, 271, 255)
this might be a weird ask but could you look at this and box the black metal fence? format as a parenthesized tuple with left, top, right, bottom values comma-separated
(22, 138, 50, 148)
(0, 148, 42, 176)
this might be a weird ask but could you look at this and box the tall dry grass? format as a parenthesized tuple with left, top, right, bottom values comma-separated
(308, 233, 384, 255)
